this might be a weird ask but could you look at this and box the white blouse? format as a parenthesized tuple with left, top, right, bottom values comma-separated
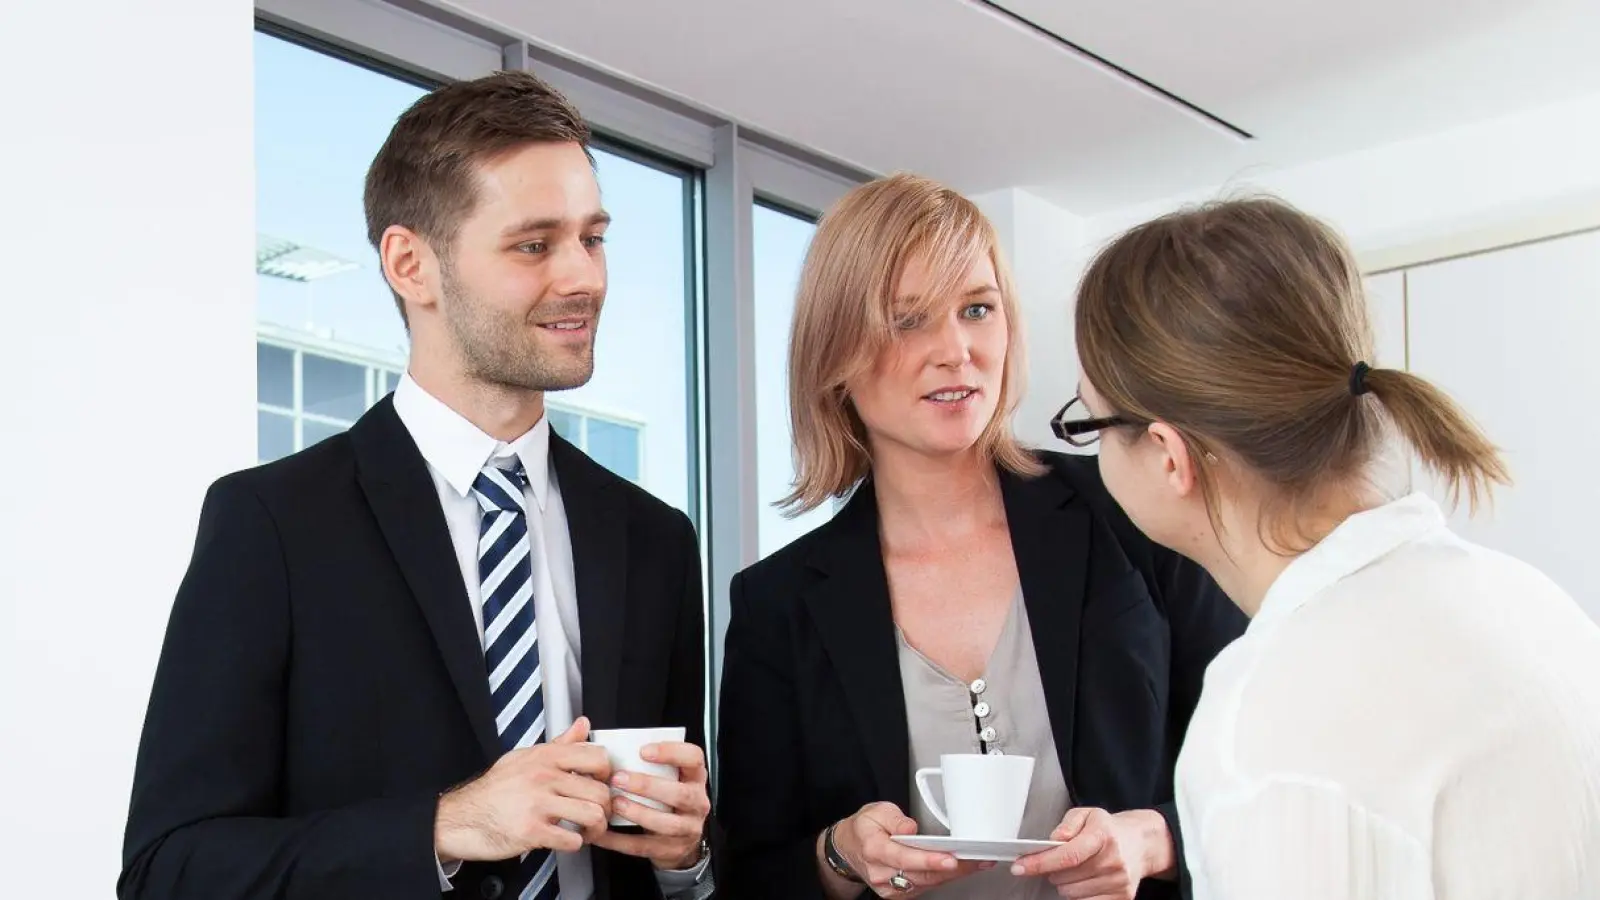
(1176, 492, 1600, 900)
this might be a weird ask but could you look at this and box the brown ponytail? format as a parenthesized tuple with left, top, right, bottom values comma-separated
(1362, 367, 1510, 512)
(1075, 195, 1511, 546)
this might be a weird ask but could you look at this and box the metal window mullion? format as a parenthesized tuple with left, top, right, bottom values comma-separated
(293, 348, 305, 452)
(703, 124, 759, 787)
(684, 168, 707, 540)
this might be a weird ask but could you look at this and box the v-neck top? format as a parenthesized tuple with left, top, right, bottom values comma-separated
(896, 590, 1069, 899)
(1176, 492, 1600, 899)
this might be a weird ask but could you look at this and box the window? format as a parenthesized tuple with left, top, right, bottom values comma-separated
(250, 9, 872, 775)
(255, 334, 645, 479)
(255, 28, 420, 462)
(255, 336, 402, 462)
(552, 146, 700, 517)
(254, 30, 697, 515)
(753, 203, 834, 559)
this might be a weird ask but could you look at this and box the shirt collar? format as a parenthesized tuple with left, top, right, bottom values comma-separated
(392, 371, 551, 511)
(1251, 491, 1446, 631)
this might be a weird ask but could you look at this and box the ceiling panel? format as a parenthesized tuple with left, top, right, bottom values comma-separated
(454, 0, 1245, 200)
(992, 0, 1600, 164)
(443, 0, 1600, 214)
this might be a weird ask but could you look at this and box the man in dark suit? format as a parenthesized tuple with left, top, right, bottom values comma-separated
(119, 70, 714, 900)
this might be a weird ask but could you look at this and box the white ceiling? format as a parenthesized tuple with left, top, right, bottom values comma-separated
(454, 0, 1600, 215)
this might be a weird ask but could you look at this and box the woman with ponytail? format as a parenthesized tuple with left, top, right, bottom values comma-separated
(1049, 196, 1600, 899)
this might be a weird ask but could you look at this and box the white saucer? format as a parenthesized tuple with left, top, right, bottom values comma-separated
(890, 834, 1064, 861)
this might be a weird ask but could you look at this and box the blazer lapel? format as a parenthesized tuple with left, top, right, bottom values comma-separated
(350, 397, 501, 762)
(1001, 466, 1090, 798)
(802, 486, 913, 810)
(550, 435, 628, 730)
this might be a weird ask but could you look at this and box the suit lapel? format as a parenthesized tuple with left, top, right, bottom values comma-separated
(802, 486, 913, 810)
(550, 435, 628, 730)
(350, 398, 501, 762)
(1001, 466, 1089, 797)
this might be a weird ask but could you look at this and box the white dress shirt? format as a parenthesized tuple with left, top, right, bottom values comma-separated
(1176, 492, 1600, 900)
(393, 373, 706, 898)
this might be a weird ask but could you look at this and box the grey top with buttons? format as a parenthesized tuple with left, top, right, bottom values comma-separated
(895, 589, 1069, 900)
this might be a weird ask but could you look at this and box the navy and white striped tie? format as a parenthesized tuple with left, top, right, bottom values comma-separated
(471, 462, 560, 900)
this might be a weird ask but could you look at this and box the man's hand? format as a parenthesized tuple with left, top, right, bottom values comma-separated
(590, 740, 712, 870)
(434, 717, 614, 864)
(1010, 807, 1175, 899)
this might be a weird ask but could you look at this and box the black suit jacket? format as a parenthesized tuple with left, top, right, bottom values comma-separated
(715, 451, 1246, 899)
(120, 396, 711, 900)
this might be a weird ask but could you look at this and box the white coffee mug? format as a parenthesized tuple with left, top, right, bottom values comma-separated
(589, 726, 687, 827)
(914, 753, 1034, 840)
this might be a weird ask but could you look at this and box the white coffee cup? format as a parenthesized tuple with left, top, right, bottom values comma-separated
(589, 726, 686, 827)
(914, 753, 1035, 840)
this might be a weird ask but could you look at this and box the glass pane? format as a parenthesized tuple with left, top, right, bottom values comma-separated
(546, 407, 582, 444)
(753, 204, 833, 559)
(302, 418, 349, 448)
(586, 419, 641, 482)
(302, 353, 367, 420)
(258, 410, 295, 463)
(558, 149, 696, 518)
(384, 370, 401, 396)
(257, 343, 293, 409)
(255, 31, 414, 420)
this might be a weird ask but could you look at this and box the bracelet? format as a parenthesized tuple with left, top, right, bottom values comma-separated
(822, 822, 866, 884)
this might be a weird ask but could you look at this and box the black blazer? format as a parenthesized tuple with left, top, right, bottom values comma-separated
(715, 451, 1246, 899)
(119, 396, 710, 900)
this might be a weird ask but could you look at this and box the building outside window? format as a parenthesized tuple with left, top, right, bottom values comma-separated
(255, 333, 645, 481)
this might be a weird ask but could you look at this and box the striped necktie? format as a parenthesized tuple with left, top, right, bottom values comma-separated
(470, 461, 560, 900)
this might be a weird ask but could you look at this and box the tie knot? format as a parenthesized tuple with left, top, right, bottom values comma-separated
(471, 462, 528, 514)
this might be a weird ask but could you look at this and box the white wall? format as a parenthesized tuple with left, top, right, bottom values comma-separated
(1364, 271, 1417, 497)
(974, 187, 1091, 450)
(0, 0, 256, 895)
(1088, 89, 1600, 274)
(1403, 230, 1600, 620)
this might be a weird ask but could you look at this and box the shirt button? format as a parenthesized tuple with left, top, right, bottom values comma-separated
(973, 701, 992, 718)
(988, 747, 1005, 756)
(979, 726, 998, 742)
(970, 678, 987, 695)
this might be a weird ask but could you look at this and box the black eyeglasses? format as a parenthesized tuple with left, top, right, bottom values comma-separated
(1050, 395, 1130, 447)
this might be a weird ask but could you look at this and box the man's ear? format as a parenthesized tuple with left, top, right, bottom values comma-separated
(1146, 422, 1201, 499)
(379, 225, 441, 318)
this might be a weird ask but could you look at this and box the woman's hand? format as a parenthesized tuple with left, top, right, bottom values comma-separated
(1010, 807, 1174, 899)
(823, 802, 989, 897)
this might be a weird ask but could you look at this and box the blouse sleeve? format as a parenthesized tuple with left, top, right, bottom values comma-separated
(1195, 777, 1432, 900)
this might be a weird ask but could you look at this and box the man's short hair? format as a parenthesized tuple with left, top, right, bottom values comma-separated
(363, 70, 592, 325)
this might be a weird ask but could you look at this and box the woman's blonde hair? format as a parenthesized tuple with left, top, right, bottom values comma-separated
(781, 173, 1043, 515)
(1075, 194, 1509, 548)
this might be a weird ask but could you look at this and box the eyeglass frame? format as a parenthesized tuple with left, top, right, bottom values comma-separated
(1049, 395, 1133, 447)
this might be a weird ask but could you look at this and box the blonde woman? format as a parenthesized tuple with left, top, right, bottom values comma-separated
(716, 174, 1246, 900)
(1065, 196, 1600, 898)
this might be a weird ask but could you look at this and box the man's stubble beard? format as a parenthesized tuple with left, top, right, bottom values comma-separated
(440, 266, 601, 394)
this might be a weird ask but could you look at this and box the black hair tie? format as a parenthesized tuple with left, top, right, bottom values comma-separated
(1349, 361, 1373, 397)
